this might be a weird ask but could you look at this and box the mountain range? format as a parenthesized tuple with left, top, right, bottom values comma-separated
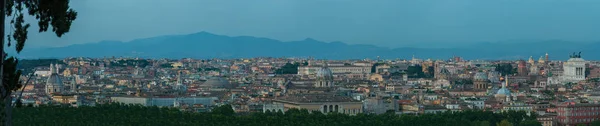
(14, 31, 600, 60)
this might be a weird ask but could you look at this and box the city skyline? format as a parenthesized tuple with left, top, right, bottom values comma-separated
(20, 0, 600, 48)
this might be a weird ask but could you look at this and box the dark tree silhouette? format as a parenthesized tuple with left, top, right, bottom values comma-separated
(0, 0, 77, 125)
(11, 104, 540, 126)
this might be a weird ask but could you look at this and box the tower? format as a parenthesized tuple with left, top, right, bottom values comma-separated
(545, 53, 549, 62)
(174, 70, 187, 93)
(517, 60, 528, 76)
(505, 76, 511, 102)
(71, 77, 77, 93)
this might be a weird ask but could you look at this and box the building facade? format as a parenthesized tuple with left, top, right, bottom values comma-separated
(273, 95, 363, 115)
(556, 102, 600, 126)
(561, 54, 586, 84)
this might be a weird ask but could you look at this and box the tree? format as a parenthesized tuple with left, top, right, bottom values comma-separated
(519, 120, 542, 126)
(0, 0, 77, 125)
(495, 63, 514, 76)
(406, 65, 426, 78)
(212, 104, 235, 116)
(12, 104, 541, 125)
(591, 120, 600, 126)
(497, 120, 513, 126)
(426, 66, 434, 78)
(275, 62, 299, 74)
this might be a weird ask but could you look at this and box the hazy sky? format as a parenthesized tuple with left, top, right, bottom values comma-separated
(18, 0, 600, 48)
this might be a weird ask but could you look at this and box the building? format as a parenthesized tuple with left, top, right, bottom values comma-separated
(518, 60, 528, 76)
(52, 94, 81, 107)
(273, 94, 363, 115)
(537, 115, 557, 126)
(556, 102, 600, 126)
(588, 67, 600, 79)
(502, 102, 533, 114)
(314, 67, 334, 88)
(473, 72, 489, 90)
(495, 75, 512, 102)
(297, 65, 371, 76)
(46, 64, 64, 95)
(111, 96, 217, 107)
(263, 103, 285, 113)
(174, 71, 187, 93)
(561, 53, 586, 84)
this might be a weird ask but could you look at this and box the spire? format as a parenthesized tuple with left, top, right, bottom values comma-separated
(50, 63, 55, 73)
(55, 64, 60, 74)
(504, 75, 508, 88)
(72, 77, 77, 93)
(177, 70, 183, 85)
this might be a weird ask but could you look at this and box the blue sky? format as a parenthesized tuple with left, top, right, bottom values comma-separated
(17, 0, 600, 48)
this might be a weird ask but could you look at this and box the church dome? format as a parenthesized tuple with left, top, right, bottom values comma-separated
(473, 72, 488, 81)
(45, 63, 63, 95)
(46, 73, 63, 86)
(316, 67, 333, 79)
(496, 88, 511, 96)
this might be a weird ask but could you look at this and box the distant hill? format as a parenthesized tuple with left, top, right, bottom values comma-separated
(16, 31, 600, 60)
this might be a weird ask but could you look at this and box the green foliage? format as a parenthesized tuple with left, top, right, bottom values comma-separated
(211, 104, 234, 116)
(591, 120, 600, 126)
(518, 120, 542, 126)
(1, 57, 22, 99)
(275, 62, 299, 74)
(2, 0, 78, 125)
(371, 63, 384, 73)
(471, 120, 490, 126)
(407, 65, 432, 78)
(497, 120, 513, 126)
(160, 63, 173, 68)
(542, 90, 554, 96)
(390, 72, 404, 77)
(495, 63, 514, 76)
(6, 0, 78, 52)
(11, 104, 541, 126)
(586, 68, 591, 78)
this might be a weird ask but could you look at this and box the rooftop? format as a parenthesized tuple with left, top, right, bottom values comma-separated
(275, 94, 359, 103)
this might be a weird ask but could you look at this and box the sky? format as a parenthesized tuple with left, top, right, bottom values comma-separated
(16, 0, 600, 48)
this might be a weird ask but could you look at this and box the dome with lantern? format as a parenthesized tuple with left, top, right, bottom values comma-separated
(316, 67, 333, 79)
(45, 63, 64, 95)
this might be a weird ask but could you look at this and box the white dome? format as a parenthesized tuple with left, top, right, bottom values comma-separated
(316, 67, 333, 79)
(473, 72, 488, 81)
